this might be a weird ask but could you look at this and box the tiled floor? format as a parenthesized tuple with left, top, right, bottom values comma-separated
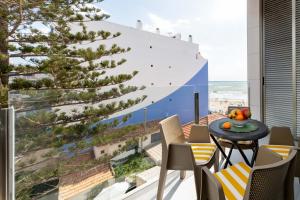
(123, 141, 300, 200)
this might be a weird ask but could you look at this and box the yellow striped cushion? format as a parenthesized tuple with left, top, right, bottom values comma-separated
(214, 162, 251, 200)
(190, 143, 216, 165)
(261, 145, 292, 159)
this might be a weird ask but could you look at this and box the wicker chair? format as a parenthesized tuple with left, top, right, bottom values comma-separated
(262, 127, 300, 184)
(157, 115, 218, 200)
(200, 147, 297, 200)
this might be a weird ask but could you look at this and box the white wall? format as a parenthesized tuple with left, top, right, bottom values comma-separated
(247, 0, 262, 120)
(61, 21, 207, 118)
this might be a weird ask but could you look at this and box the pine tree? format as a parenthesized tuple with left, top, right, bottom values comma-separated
(0, 0, 146, 198)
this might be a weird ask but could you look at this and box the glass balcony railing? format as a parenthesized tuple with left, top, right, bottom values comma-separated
(208, 81, 249, 114)
(9, 85, 207, 200)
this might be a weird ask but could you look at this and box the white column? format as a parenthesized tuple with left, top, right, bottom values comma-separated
(247, 0, 262, 120)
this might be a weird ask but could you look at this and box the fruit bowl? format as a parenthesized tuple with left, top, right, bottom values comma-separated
(229, 119, 250, 127)
(227, 108, 251, 127)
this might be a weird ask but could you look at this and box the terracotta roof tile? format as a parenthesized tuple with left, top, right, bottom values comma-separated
(59, 163, 112, 186)
(182, 114, 225, 139)
(59, 163, 114, 199)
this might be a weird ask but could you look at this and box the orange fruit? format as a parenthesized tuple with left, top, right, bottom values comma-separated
(236, 109, 242, 115)
(235, 114, 244, 121)
(223, 122, 231, 129)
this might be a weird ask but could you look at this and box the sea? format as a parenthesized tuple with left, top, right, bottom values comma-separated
(209, 81, 248, 101)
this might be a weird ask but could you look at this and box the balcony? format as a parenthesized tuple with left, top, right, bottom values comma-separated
(5, 82, 300, 200)
(6, 80, 257, 200)
(122, 149, 300, 200)
(1, 0, 300, 199)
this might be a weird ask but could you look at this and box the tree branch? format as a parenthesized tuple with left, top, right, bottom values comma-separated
(8, 34, 120, 44)
(14, 88, 140, 113)
(7, 0, 23, 36)
(16, 97, 145, 129)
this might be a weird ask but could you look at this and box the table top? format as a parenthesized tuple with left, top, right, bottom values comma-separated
(209, 118, 269, 141)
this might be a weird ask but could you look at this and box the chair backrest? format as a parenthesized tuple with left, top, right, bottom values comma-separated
(200, 150, 297, 200)
(188, 125, 210, 143)
(269, 127, 300, 180)
(159, 115, 185, 150)
(269, 127, 294, 146)
(244, 149, 297, 200)
(254, 146, 282, 167)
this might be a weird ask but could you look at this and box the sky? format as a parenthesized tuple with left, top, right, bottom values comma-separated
(98, 0, 247, 81)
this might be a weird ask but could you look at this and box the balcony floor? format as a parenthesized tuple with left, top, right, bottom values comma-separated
(123, 140, 300, 200)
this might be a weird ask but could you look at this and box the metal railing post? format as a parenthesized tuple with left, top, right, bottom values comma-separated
(0, 107, 14, 200)
(194, 93, 199, 124)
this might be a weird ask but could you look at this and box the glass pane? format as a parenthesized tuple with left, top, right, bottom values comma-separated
(209, 81, 249, 114)
(9, 85, 200, 199)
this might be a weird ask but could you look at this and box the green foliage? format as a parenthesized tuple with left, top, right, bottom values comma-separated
(10, 78, 55, 90)
(113, 153, 155, 178)
(42, 149, 58, 158)
(2, 0, 146, 106)
(17, 162, 26, 168)
(15, 167, 58, 200)
(28, 158, 37, 165)
(57, 154, 110, 176)
(92, 125, 138, 147)
(1, 0, 148, 199)
(0, 85, 8, 108)
(15, 127, 55, 154)
(124, 138, 139, 149)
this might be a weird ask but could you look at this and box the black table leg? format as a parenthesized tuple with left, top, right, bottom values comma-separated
(224, 143, 234, 168)
(233, 141, 251, 166)
(210, 134, 233, 166)
(250, 140, 259, 167)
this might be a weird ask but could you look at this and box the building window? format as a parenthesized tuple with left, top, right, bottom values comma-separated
(118, 144, 122, 148)
(101, 150, 105, 154)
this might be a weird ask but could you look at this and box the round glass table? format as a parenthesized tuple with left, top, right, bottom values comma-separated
(209, 118, 269, 167)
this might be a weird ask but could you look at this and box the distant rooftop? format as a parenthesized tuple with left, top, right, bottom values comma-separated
(58, 163, 113, 199)
(182, 113, 225, 138)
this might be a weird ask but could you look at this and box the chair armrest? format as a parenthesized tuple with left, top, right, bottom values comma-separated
(200, 167, 226, 200)
(254, 146, 282, 167)
(293, 146, 300, 151)
(167, 143, 195, 170)
(292, 146, 300, 177)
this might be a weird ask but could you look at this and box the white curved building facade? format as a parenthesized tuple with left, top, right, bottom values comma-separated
(71, 20, 209, 125)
